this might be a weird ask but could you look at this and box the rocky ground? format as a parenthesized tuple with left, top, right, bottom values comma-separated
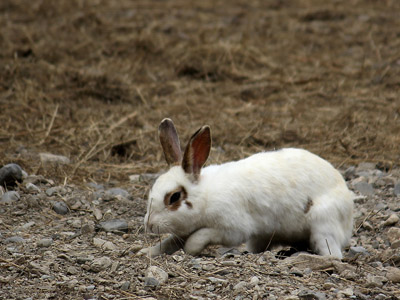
(0, 159, 399, 300)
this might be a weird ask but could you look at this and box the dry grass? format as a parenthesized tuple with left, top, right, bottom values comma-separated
(1, 0, 400, 185)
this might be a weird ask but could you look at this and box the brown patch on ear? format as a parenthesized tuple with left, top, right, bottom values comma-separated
(164, 186, 187, 211)
(182, 125, 211, 179)
(159, 118, 182, 165)
(304, 197, 313, 213)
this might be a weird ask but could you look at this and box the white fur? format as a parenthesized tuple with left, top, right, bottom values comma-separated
(143, 148, 354, 259)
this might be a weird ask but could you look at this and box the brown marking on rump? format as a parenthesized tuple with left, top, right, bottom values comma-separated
(304, 197, 313, 213)
(164, 186, 188, 211)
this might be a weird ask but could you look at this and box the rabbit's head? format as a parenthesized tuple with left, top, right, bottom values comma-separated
(144, 119, 211, 237)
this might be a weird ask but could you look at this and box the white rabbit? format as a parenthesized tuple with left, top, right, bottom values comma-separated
(142, 118, 354, 259)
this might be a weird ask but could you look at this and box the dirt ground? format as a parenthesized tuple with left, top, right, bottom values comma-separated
(0, 0, 400, 299)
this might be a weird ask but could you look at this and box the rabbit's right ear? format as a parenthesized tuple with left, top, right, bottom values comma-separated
(158, 118, 182, 165)
(182, 125, 211, 180)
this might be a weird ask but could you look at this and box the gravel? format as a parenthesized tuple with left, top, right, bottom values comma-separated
(1, 163, 400, 299)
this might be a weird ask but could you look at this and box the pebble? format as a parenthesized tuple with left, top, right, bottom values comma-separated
(86, 285, 95, 291)
(87, 182, 104, 190)
(353, 181, 374, 196)
(208, 277, 228, 284)
(92, 207, 103, 220)
(39, 153, 71, 164)
(144, 277, 160, 288)
(348, 246, 368, 257)
(0, 163, 23, 188)
(387, 227, 400, 248)
(45, 187, 59, 197)
(93, 238, 117, 251)
(250, 276, 260, 286)
(4, 236, 25, 244)
(1, 191, 20, 203)
(96, 219, 128, 232)
(233, 281, 246, 291)
(365, 274, 387, 288)
(385, 266, 400, 283)
(67, 266, 79, 275)
(145, 266, 168, 285)
(394, 183, 400, 196)
(52, 201, 69, 215)
(90, 256, 112, 272)
(298, 290, 327, 300)
(104, 188, 129, 201)
(356, 162, 376, 172)
(121, 281, 130, 290)
(37, 238, 53, 248)
(25, 182, 41, 193)
(383, 214, 399, 226)
(338, 288, 353, 297)
(23, 222, 38, 232)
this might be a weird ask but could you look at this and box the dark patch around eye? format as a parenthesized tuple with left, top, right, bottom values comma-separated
(164, 186, 188, 211)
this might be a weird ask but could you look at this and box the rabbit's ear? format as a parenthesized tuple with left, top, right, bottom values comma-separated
(182, 125, 211, 179)
(159, 118, 182, 165)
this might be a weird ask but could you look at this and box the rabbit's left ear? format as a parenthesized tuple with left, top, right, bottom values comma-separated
(159, 118, 182, 165)
(182, 125, 211, 180)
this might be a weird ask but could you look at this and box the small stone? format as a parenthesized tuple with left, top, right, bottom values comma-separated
(1, 191, 20, 203)
(208, 277, 228, 284)
(45, 187, 57, 197)
(280, 253, 335, 271)
(233, 281, 246, 291)
(87, 182, 104, 190)
(67, 266, 79, 275)
(144, 277, 159, 288)
(250, 276, 260, 285)
(383, 214, 399, 226)
(76, 255, 94, 264)
(111, 261, 119, 272)
(81, 223, 95, 234)
(375, 294, 387, 300)
(70, 219, 82, 229)
(298, 289, 327, 300)
(93, 237, 117, 251)
(39, 153, 70, 164)
(92, 207, 103, 220)
(4, 236, 25, 244)
(387, 227, 400, 246)
(145, 266, 168, 284)
(394, 183, 400, 196)
(356, 162, 376, 172)
(104, 188, 129, 201)
(37, 238, 53, 248)
(353, 182, 374, 196)
(128, 174, 140, 182)
(385, 266, 400, 283)
(25, 183, 41, 193)
(90, 257, 112, 272)
(52, 201, 69, 215)
(339, 288, 354, 297)
(0, 163, 23, 188)
(121, 281, 130, 290)
(348, 246, 368, 257)
(86, 285, 95, 291)
(365, 274, 387, 288)
(96, 219, 128, 233)
(362, 221, 373, 231)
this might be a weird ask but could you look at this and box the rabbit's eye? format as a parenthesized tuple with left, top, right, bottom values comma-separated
(170, 191, 181, 205)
